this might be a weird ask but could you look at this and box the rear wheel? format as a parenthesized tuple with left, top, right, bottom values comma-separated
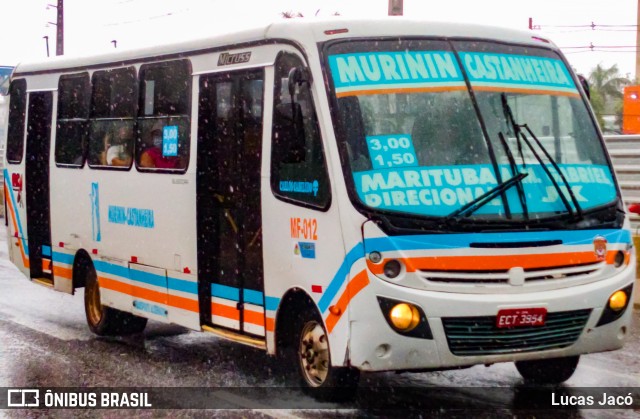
(294, 316, 359, 401)
(83, 261, 147, 336)
(515, 356, 580, 385)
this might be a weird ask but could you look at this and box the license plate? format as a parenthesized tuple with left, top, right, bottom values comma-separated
(496, 307, 547, 328)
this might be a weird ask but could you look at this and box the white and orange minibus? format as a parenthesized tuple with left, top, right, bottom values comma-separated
(4, 18, 636, 398)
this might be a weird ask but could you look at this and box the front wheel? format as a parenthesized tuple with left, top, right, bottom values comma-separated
(295, 318, 359, 401)
(515, 356, 580, 385)
(84, 262, 147, 336)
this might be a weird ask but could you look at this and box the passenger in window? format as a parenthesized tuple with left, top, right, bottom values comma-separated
(106, 125, 133, 167)
(139, 122, 180, 169)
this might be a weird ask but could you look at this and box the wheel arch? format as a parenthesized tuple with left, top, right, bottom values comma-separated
(72, 249, 94, 290)
(274, 287, 322, 356)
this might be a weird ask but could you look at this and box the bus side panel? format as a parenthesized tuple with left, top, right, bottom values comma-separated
(260, 67, 352, 364)
(5, 165, 30, 279)
(261, 189, 350, 362)
(49, 164, 199, 329)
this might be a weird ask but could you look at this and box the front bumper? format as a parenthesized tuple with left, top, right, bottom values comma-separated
(348, 260, 636, 372)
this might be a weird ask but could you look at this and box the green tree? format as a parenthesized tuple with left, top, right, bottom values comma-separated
(588, 63, 630, 131)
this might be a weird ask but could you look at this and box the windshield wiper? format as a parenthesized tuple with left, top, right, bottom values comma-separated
(498, 131, 529, 219)
(446, 172, 528, 221)
(520, 124, 583, 218)
(500, 93, 583, 220)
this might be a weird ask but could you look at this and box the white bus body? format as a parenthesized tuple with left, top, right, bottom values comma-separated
(3, 19, 636, 395)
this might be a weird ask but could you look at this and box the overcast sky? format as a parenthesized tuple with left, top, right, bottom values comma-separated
(3, 0, 638, 78)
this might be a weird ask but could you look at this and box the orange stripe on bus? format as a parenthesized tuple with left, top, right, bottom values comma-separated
(99, 276, 132, 295)
(168, 294, 199, 313)
(326, 270, 370, 333)
(336, 85, 467, 98)
(265, 317, 275, 332)
(100, 276, 167, 306)
(210, 303, 268, 328)
(53, 265, 72, 280)
(94, 275, 270, 327)
(367, 251, 615, 274)
(244, 309, 265, 327)
(471, 85, 580, 98)
(5, 189, 29, 269)
(100, 276, 200, 313)
(211, 302, 240, 321)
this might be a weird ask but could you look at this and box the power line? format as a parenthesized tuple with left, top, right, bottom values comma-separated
(532, 21, 638, 29)
(561, 44, 637, 49)
(564, 49, 638, 54)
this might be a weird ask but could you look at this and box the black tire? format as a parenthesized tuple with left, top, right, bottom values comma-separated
(515, 356, 580, 385)
(83, 261, 147, 336)
(293, 315, 360, 401)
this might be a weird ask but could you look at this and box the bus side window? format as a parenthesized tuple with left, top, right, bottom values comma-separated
(136, 59, 191, 172)
(6, 79, 27, 164)
(55, 73, 90, 167)
(270, 52, 330, 209)
(88, 67, 137, 169)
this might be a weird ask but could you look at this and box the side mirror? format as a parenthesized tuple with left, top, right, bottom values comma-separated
(629, 203, 640, 215)
(577, 74, 590, 100)
(288, 66, 311, 97)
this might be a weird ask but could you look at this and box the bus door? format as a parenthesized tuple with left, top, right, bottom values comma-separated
(25, 91, 53, 282)
(196, 69, 266, 337)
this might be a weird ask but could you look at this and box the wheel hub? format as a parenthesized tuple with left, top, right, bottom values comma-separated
(299, 321, 329, 386)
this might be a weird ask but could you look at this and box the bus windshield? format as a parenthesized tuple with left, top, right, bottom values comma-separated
(326, 40, 617, 223)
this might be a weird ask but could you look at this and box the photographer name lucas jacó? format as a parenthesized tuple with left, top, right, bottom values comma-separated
(552, 392, 635, 407)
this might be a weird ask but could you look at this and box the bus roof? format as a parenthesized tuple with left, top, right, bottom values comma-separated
(14, 17, 557, 76)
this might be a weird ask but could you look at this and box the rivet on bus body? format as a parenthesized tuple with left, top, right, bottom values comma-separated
(329, 305, 342, 315)
(92, 249, 98, 255)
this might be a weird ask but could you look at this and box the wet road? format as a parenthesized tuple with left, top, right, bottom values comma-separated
(0, 224, 638, 418)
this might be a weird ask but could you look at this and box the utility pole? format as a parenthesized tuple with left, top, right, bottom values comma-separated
(56, 0, 64, 56)
(388, 0, 403, 16)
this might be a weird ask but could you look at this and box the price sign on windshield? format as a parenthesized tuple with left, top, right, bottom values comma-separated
(366, 134, 419, 169)
(162, 126, 179, 157)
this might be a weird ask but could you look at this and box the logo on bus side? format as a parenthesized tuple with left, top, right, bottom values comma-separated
(218, 52, 252, 66)
(11, 173, 23, 207)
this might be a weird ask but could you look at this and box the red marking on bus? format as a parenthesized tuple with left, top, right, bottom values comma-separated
(324, 28, 349, 35)
(311, 285, 322, 293)
(183, 267, 191, 274)
(131, 256, 138, 263)
(92, 249, 98, 255)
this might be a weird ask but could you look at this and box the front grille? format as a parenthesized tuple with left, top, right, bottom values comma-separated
(442, 309, 591, 356)
(420, 262, 604, 285)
